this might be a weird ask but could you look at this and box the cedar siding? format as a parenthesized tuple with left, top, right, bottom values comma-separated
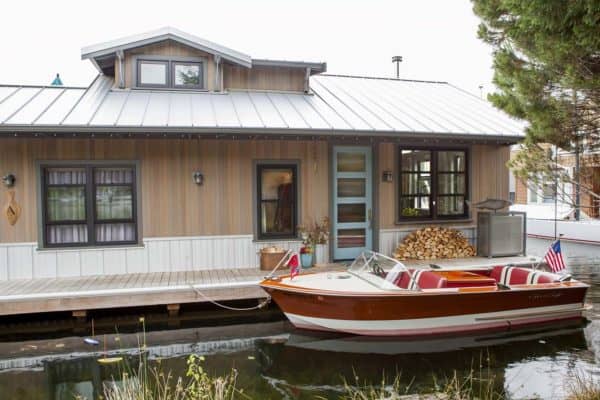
(0, 138, 328, 243)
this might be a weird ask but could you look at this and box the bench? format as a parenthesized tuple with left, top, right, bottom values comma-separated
(392, 269, 448, 290)
(490, 266, 561, 286)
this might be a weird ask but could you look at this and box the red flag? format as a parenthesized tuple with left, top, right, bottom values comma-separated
(287, 253, 300, 280)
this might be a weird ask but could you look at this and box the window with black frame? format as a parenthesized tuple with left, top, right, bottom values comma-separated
(399, 149, 468, 220)
(42, 165, 137, 247)
(256, 164, 297, 239)
(136, 59, 204, 89)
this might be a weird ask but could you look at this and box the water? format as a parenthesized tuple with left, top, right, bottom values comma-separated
(0, 242, 598, 399)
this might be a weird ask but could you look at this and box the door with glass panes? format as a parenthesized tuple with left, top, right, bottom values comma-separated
(332, 146, 372, 260)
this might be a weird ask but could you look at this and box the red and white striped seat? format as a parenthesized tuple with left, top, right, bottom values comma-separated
(491, 266, 560, 286)
(393, 269, 448, 289)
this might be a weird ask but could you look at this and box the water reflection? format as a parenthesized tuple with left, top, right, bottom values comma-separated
(254, 323, 590, 398)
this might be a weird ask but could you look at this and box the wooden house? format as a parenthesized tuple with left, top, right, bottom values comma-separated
(0, 27, 524, 281)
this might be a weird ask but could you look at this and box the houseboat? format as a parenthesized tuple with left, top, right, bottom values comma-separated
(0, 27, 525, 314)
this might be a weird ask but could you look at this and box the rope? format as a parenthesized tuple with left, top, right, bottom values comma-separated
(189, 285, 271, 311)
(187, 249, 293, 311)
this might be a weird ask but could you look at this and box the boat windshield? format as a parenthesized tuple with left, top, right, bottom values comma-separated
(347, 251, 407, 291)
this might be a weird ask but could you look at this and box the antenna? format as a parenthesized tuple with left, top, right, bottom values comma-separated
(392, 56, 403, 79)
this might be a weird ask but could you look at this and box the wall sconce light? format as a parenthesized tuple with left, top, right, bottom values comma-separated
(193, 171, 204, 186)
(382, 170, 393, 182)
(2, 174, 15, 187)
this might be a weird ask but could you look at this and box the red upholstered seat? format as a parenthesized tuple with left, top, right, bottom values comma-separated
(491, 266, 561, 286)
(393, 269, 447, 289)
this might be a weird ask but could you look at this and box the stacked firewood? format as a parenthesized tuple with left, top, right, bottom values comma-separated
(393, 227, 476, 260)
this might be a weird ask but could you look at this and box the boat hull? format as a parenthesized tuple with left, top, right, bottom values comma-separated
(262, 281, 588, 336)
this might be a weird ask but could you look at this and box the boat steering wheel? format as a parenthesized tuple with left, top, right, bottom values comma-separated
(371, 261, 386, 277)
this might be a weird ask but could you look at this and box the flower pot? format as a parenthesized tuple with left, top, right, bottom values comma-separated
(300, 253, 313, 268)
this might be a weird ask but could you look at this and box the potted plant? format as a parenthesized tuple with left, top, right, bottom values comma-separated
(298, 217, 330, 268)
(299, 245, 313, 268)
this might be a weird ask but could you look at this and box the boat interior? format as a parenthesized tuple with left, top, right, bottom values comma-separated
(384, 266, 566, 290)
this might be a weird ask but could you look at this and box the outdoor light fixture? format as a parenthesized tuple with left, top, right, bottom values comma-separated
(193, 171, 204, 186)
(2, 174, 15, 187)
(382, 170, 393, 182)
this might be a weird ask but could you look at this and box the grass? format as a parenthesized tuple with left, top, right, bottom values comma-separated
(94, 360, 600, 400)
(102, 354, 244, 400)
(565, 369, 600, 400)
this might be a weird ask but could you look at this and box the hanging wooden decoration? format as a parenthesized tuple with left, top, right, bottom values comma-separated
(4, 190, 21, 226)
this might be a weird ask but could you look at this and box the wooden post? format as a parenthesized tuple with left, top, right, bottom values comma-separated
(166, 304, 180, 317)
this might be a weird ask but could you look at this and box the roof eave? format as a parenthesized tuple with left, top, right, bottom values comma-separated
(252, 59, 327, 74)
(0, 125, 524, 143)
(81, 32, 253, 68)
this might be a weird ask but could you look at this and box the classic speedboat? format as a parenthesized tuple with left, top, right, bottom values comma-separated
(259, 252, 590, 336)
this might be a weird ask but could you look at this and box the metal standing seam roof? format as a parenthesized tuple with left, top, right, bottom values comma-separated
(0, 74, 526, 140)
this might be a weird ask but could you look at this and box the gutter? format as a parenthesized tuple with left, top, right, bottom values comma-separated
(0, 125, 523, 144)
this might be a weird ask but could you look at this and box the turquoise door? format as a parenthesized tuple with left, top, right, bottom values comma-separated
(332, 146, 373, 260)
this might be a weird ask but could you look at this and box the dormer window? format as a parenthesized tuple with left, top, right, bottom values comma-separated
(135, 57, 205, 90)
(138, 60, 168, 88)
(173, 62, 202, 88)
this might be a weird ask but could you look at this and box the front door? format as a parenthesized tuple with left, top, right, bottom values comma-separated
(332, 146, 373, 260)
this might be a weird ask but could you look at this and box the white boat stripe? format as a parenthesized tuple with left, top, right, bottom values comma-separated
(285, 303, 583, 332)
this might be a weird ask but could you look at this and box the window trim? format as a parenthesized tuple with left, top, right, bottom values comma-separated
(397, 147, 469, 222)
(255, 162, 299, 241)
(38, 161, 140, 249)
(136, 59, 169, 88)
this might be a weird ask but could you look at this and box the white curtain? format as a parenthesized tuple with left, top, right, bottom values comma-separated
(47, 168, 87, 245)
(95, 168, 135, 242)
(48, 224, 88, 244)
(96, 223, 135, 242)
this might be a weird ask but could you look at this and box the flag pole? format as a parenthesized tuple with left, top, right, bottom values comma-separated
(554, 144, 558, 242)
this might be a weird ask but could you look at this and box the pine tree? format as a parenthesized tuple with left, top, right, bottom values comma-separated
(472, 0, 600, 211)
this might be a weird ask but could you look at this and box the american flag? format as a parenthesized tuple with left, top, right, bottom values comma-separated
(544, 240, 566, 273)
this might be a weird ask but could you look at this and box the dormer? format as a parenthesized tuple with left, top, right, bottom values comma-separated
(81, 27, 326, 93)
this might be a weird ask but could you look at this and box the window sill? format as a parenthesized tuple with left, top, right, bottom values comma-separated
(253, 238, 301, 243)
(36, 243, 145, 252)
(394, 218, 473, 226)
(130, 86, 210, 92)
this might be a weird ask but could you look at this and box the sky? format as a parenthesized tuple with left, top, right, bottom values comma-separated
(0, 0, 495, 97)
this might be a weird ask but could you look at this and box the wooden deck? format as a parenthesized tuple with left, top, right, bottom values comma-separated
(0, 265, 345, 317)
(0, 256, 539, 317)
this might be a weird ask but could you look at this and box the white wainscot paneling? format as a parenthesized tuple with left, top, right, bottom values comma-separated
(0, 246, 8, 281)
(147, 240, 171, 273)
(57, 252, 81, 277)
(103, 249, 127, 275)
(170, 239, 193, 271)
(33, 250, 57, 279)
(0, 234, 333, 281)
(7, 245, 34, 280)
(126, 248, 148, 274)
(80, 250, 104, 276)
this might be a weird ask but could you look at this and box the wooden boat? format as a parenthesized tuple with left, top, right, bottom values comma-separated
(260, 252, 590, 336)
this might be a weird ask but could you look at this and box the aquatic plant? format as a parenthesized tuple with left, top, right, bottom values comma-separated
(101, 354, 241, 400)
(338, 373, 413, 399)
(566, 369, 600, 400)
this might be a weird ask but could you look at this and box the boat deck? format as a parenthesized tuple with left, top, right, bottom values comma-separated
(0, 255, 539, 317)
